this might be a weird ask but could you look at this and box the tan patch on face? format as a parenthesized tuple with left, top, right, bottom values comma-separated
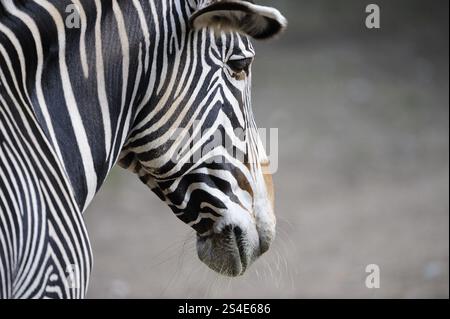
(261, 162, 274, 211)
(242, 162, 275, 219)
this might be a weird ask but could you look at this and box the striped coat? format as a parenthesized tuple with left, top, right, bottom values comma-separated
(0, 0, 286, 298)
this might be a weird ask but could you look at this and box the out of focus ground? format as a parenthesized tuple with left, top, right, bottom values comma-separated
(85, 1, 449, 298)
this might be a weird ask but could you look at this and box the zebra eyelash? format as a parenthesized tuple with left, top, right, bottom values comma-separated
(227, 57, 253, 72)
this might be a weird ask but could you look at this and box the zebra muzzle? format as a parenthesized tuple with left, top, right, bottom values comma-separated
(196, 225, 256, 277)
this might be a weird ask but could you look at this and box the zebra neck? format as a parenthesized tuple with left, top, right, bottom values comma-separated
(0, 0, 173, 211)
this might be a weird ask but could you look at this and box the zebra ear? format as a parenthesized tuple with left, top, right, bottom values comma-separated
(189, 1, 287, 40)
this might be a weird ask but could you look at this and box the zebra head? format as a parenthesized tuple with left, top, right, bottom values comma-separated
(119, 0, 286, 277)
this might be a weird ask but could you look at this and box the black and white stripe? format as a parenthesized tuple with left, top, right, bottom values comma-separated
(0, 0, 286, 298)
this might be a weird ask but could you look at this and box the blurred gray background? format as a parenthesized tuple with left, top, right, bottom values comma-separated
(85, 0, 449, 298)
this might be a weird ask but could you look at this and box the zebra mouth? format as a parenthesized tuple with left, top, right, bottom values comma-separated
(196, 225, 251, 277)
(232, 227, 248, 273)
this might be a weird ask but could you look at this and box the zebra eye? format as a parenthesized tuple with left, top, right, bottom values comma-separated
(227, 58, 253, 78)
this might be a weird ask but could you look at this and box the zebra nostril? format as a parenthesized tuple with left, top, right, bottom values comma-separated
(259, 240, 270, 255)
(221, 226, 243, 242)
(221, 226, 245, 251)
(222, 225, 233, 235)
(233, 226, 243, 242)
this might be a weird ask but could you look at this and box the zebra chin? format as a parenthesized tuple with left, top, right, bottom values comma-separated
(196, 220, 274, 277)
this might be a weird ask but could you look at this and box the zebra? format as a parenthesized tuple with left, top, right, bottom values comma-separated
(0, 0, 286, 298)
